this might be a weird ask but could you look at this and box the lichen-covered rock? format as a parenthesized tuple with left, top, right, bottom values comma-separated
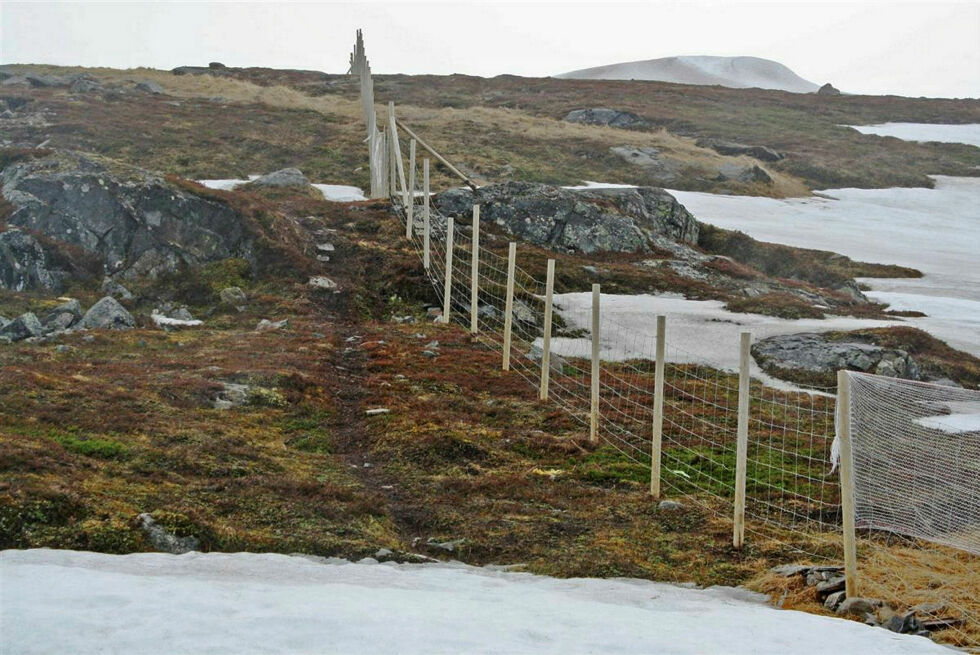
(78, 296, 135, 330)
(752, 332, 921, 386)
(101, 276, 134, 300)
(0, 229, 62, 291)
(1, 150, 253, 286)
(434, 182, 698, 255)
(134, 80, 164, 94)
(564, 108, 648, 129)
(0, 312, 43, 341)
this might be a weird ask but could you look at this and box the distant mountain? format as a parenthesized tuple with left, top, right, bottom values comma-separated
(556, 56, 820, 93)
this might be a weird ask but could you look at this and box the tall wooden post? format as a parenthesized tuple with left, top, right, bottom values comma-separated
(590, 284, 600, 443)
(470, 205, 480, 334)
(650, 315, 666, 498)
(442, 217, 454, 324)
(502, 242, 516, 371)
(539, 259, 556, 400)
(387, 101, 406, 202)
(837, 369, 859, 597)
(423, 158, 430, 270)
(733, 331, 751, 548)
(387, 128, 396, 198)
(406, 139, 416, 239)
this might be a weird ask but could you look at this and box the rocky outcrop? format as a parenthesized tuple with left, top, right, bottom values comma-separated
(434, 182, 698, 255)
(41, 299, 83, 333)
(752, 332, 921, 386)
(609, 146, 681, 183)
(695, 138, 783, 162)
(817, 83, 841, 96)
(1, 150, 254, 286)
(716, 162, 771, 184)
(0, 229, 62, 291)
(564, 108, 648, 129)
(0, 313, 43, 341)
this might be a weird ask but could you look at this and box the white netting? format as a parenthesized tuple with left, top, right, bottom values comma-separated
(843, 372, 980, 555)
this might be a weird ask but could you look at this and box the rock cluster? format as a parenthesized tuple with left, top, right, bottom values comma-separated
(563, 108, 649, 129)
(1, 150, 253, 288)
(752, 333, 921, 384)
(772, 564, 954, 638)
(434, 182, 698, 255)
(0, 296, 135, 343)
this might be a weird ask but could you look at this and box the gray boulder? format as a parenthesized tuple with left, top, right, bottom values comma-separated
(817, 83, 841, 96)
(250, 168, 310, 188)
(752, 333, 921, 385)
(135, 80, 164, 94)
(41, 299, 83, 333)
(0, 229, 62, 291)
(434, 182, 698, 255)
(696, 138, 783, 162)
(1, 150, 253, 285)
(564, 108, 648, 129)
(1, 76, 30, 87)
(69, 77, 102, 94)
(78, 296, 135, 330)
(25, 74, 66, 88)
(137, 513, 199, 554)
(0, 312, 43, 341)
(716, 162, 771, 184)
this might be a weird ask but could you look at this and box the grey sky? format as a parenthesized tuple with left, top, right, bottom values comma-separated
(2, 1, 978, 98)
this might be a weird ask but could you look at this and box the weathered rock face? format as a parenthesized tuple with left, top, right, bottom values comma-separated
(564, 108, 648, 129)
(695, 138, 783, 162)
(752, 332, 921, 385)
(0, 228, 62, 291)
(1, 151, 253, 286)
(434, 182, 698, 255)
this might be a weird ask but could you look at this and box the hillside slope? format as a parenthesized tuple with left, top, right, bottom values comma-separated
(557, 56, 820, 93)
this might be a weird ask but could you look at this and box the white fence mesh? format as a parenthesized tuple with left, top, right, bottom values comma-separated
(844, 372, 980, 555)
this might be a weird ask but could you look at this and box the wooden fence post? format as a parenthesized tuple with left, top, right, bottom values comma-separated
(423, 158, 430, 270)
(502, 242, 516, 371)
(837, 369, 859, 598)
(387, 101, 406, 202)
(406, 139, 415, 239)
(733, 331, 751, 548)
(470, 205, 480, 334)
(539, 259, 555, 400)
(590, 284, 600, 443)
(442, 217, 454, 324)
(388, 127, 396, 198)
(650, 315, 666, 498)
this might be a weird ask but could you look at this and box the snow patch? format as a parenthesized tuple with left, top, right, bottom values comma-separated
(197, 178, 366, 202)
(849, 123, 980, 148)
(0, 549, 950, 654)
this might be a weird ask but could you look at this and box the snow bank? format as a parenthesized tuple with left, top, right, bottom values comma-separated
(668, 176, 980, 357)
(849, 123, 980, 148)
(197, 178, 366, 202)
(151, 312, 203, 328)
(544, 292, 902, 387)
(0, 549, 947, 654)
(557, 55, 820, 93)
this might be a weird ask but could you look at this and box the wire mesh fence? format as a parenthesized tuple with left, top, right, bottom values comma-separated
(390, 139, 978, 648)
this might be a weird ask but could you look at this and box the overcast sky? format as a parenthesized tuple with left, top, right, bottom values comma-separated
(2, 1, 978, 98)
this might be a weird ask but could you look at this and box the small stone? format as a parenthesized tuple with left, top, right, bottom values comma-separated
(316, 243, 335, 252)
(365, 408, 390, 416)
(837, 597, 879, 617)
(256, 319, 288, 332)
(250, 168, 309, 188)
(885, 612, 919, 634)
(815, 576, 845, 596)
(135, 80, 165, 94)
(425, 340, 439, 349)
(426, 307, 442, 319)
(54, 344, 72, 354)
(422, 350, 438, 358)
(375, 548, 394, 559)
(657, 500, 683, 511)
(309, 276, 338, 291)
(771, 564, 810, 577)
(824, 591, 846, 611)
(101, 276, 134, 300)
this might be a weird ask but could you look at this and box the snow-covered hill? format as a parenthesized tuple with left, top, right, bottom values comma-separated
(0, 549, 949, 654)
(557, 56, 820, 93)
